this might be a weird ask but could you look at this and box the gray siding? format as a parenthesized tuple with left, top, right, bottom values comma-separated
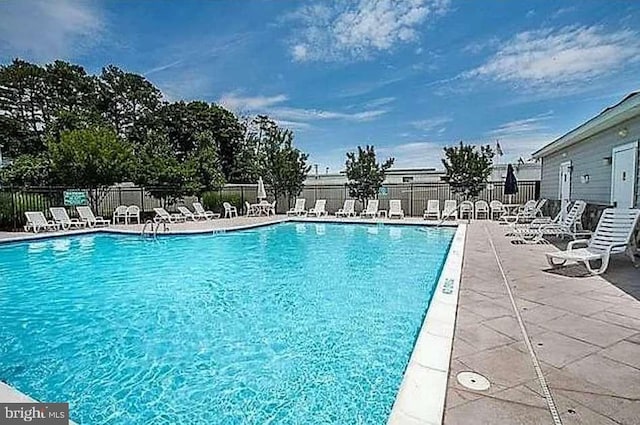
(540, 115, 640, 207)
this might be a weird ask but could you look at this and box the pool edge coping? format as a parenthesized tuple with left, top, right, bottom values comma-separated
(387, 223, 467, 425)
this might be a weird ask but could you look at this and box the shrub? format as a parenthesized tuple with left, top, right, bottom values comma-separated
(0, 192, 51, 230)
(201, 191, 242, 214)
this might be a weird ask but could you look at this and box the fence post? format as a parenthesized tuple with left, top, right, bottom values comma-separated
(10, 186, 17, 230)
(140, 188, 145, 214)
(409, 183, 413, 217)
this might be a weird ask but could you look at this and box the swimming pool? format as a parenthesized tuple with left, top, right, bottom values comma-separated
(0, 222, 455, 424)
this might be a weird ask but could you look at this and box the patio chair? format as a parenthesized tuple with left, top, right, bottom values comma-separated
(50, 207, 86, 230)
(489, 200, 506, 220)
(501, 200, 537, 224)
(546, 208, 640, 275)
(177, 206, 201, 221)
(76, 206, 110, 228)
(475, 200, 490, 220)
(112, 205, 128, 224)
(511, 201, 590, 244)
(423, 200, 440, 220)
(308, 199, 328, 217)
(245, 201, 257, 217)
(24, 211, 61, 233)
(459, 201, 474, 220)
(336, 200, 356, 217)
(286, 198, 306, 216)
(388, 200, 404, 219)
(268, 201, 276, 215)
(126, 205, 141, 224)
(223, 202, 238, 218)
(153, 207, 186, 224)
(441, 200, 458, 220)
(193, 202, 220, 220)
(360, 200, 379, 218)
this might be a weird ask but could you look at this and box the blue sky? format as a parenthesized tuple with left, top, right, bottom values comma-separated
(1, 0, 639, 172)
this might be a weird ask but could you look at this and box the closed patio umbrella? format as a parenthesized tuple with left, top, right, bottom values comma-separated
(504, 164, 518, 202)
(257, 177, 267, 201)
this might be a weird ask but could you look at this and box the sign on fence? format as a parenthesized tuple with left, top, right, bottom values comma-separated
(63, 190, 88, 206)
(378, 187, 388, 197)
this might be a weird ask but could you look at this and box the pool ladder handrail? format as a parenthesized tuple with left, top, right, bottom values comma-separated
(141, 220, 169, 239)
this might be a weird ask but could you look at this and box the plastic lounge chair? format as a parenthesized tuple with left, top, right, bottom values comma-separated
(126, 205, 141, 224)
(24, 211, 61, 233)
(459, 201, 474, 220)
(50, 207, 86, 230)
(359, 200, 379, 218)
(76, 206, 110, 228)
(389, 200, 404, 219)
(489, 200, 506, 220)
(546, 208, 640, 275)
(223, 202, 238, 218)
(442, 200, 458, 220)
(423, 200, 440, 220)
(308, 200, 328, 217)
(177, 206, 200, 221)
(475, 200, 490, 220)
(512, 201, 589, 244)
(112, 205, 128, 225)
(193, 202, 220, 220)
(501, 200, 537, 224)
(153, 207, 186, 223)
(336, 200, 356, 217)
(286, 199, 306, 216)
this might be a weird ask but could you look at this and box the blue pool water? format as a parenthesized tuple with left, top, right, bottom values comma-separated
(0, 222, 455, 424)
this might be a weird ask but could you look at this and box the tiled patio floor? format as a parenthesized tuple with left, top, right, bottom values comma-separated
(445, 221, 640, 425)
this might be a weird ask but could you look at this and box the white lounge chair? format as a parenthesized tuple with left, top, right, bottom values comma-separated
(442, 200, 458, 220)
(501, 200, 537, 224)
(511, 201, 590, 244)
(223, 202, 238, 218)
(76, 206, 110, 227)
(287, 198, 306, 216)
(193, 202, 220, 220)
(489, 200, 506, 220)
(24, 211, 61, 233)
(153, 207, 186, 223)
(546, 208, 640, 275)
(126, 205, 141, 224)
(336, 200, 356, 217)
(389, 200, 404, 219)
(308, 200, 328, 217)
(360, 200, 379, 218)
(50, 207, 86, 230)
(423, 200, 440, 220)
(475, 200, 490, 220)
(460, 201, 474, 220)
(112, 205, 128, 224)
(177, 206, 200, 221)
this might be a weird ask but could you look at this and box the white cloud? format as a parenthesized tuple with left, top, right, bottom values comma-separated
(377, 141, 445, 168)
(287, 0, 449, 62)
(0, 0, 105, 62)
(486, 113, 557, 161)
(362, 96, 396, 108)
(466, 26, 640, 90)
(411, 116, 451, 132)
(488, 111, 553, 136)
(269, 106, 387, 122)
(218, 93, 288, 110)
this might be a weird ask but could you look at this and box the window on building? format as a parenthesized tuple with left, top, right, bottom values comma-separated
(402, 177, 414, 183)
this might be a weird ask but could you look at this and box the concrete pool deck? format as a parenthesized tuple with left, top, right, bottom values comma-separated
(445, 221, 640, 425)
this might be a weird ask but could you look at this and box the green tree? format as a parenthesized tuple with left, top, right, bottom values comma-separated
(441, 142, 494, 200)
(345, 145, 394, 206)
(49, 128, 134, 209)
(0, 154, 51, 187)
(255, 117, 310, 205)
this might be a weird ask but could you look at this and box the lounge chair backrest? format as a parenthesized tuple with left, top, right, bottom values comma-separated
(154, 207, 171, 218)
(25, 211, 48, 226)
(489, 200, 503, 210)
(126, 205, 140, 215)
(389, 200, 402, 213)
(588, 208, 640, 254)
(314, 199, 326, 212)
(77, 206, 96, 221)
(343, 199, 355, 213)
(178, 206, 192, 216)
(366, 199, 379, 213)
(427, 200, 439, 212)
(522, 200, 537, 212)
(50, 207, 71, 223)
(460, 201, 474, 211)
(443, 200, 457, 212)
(475, 200, 489, 211)
(561, 201, 586, 228)
(294, 198, 306, 211)
(193, 202, 206, 214)
(535, 199, 547, 214)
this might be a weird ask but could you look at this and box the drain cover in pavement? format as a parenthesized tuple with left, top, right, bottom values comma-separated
(457, 372, 490, 391)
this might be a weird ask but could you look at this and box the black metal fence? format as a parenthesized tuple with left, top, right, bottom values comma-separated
(0, 181, 539, 230)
